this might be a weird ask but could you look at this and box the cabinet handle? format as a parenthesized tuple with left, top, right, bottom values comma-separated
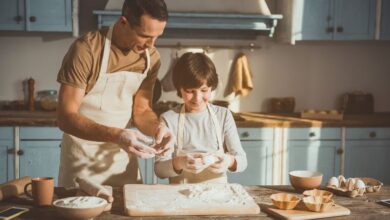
(369, 132, 377, 138)
(17, 150, 24, 156)
(337, 148, 344, 155)
(336, 26, 343, 33)
(14, 15, 23, 24)
(241, 132, 250, 138)
(309, 132, 316, 137)
(326, 27, 334, 33)
(29, 16, 36, 22)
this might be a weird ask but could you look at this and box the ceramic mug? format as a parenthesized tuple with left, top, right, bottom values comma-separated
(24, 177, 54, 206)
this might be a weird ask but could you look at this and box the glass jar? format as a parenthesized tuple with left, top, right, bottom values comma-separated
(37, 90, 58, 111)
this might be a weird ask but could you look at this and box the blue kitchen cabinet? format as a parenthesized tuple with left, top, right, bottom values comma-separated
(285, 128, 342, 185)
(0, 127, 14, 183)
(345, 128, 390, 184)
(19, 127, 62, 186)
(0, 0, 25, 30)
(296, 0, 375, 40)
(0, 0, 72, 32)
(228, 128, 273, 185)
(381, 0, 390, 40)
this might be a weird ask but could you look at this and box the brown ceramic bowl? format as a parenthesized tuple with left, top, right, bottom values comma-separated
(289, 170, 323, 191)
(270, 193, 300, 210)
(53, 196, 108, 220)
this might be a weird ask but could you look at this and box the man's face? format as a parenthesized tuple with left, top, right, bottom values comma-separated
(122, 14, 166, 54)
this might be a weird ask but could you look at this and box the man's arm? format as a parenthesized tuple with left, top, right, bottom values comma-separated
(57, 84, 157, 157)
(57, 84, 122, 143)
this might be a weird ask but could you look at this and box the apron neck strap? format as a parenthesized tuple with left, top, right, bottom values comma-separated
(177, 104, 223, 155)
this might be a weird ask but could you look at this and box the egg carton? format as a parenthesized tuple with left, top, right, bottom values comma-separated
(360, 177, 383, 193)
(325, 176, 382, 198)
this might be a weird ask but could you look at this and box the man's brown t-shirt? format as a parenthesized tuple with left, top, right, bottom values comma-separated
(57, 28, 161, 93)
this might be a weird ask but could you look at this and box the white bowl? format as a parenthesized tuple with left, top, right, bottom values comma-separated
(53, 196, 108, 220)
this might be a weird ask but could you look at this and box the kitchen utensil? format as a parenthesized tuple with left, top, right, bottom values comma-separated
(302, 189, 333, 202)
(302, 196, 334, 212)
(27, 78, 35, 111)
(53, 196, 107, 220)
(0, 176, 32, 201)
(123, 183, 260, 216)
(260, 203, 350, 220)
(36, 90, 58, 111)
(301, 110, 343, 120)
(342, 92, 374, 114)
(270, 97, 295, 113)
(270, 193, 300, 210)
(289, 170, 323, 192)
(24, 177, 54, 206)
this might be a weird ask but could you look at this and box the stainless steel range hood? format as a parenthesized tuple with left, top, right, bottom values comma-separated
(93, 0, 282, 39)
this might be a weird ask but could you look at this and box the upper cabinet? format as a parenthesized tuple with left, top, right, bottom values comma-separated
(381, 0, 390, 40)
(277, 0, 376, 42)
(0, 0, 72, 32)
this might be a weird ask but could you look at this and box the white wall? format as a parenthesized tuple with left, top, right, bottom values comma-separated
(1, 33, 389, 112)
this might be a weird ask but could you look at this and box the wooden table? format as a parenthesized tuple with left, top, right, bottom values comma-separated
(1, 185, 389, 219)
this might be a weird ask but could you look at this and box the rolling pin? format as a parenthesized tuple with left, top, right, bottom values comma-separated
(75, 177, 114, 203)
(0, 176, 32, 201)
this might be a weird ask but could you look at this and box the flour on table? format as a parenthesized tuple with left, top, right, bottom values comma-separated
(127, 183, 254, 211)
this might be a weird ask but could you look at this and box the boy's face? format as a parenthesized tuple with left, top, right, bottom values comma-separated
(180, 83, 211, 113)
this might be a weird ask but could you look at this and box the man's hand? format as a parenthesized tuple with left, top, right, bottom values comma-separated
(118, 129, 157, 158)
(207, 153, 235, 174)
(153, 123, 174, 156)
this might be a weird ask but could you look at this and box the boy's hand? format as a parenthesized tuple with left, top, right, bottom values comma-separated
(173, 153, 207, 174)
(207, 153, 235, 174)
(153, 123, 174, 156)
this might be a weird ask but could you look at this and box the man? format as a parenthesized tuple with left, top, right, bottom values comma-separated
(56, 0, 173, 187)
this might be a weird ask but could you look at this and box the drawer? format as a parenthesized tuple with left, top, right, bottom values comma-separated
(0, 127, 13, 140)
(20, 127, 63, 140)
(287, 128, 341, 140)
(237, 128, 273, 141)
(346, 127, 390, 140)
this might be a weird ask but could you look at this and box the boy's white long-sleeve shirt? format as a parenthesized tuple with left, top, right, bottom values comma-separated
(154, 104, 247, 179)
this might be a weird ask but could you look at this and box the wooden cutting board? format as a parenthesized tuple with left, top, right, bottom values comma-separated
(260, 202, 350, 220)
(123, 183, 260, 216)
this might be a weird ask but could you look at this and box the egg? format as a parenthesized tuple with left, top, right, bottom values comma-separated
(355, 179, 366, 189)
(327, 176, 339, 187)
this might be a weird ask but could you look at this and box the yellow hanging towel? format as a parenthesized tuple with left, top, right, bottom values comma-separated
(226, 53, 253, 97)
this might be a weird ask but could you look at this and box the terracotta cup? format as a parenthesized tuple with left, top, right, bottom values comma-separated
(24, 177, 54, 206)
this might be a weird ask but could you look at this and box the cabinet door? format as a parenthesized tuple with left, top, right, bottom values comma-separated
(25, 0, 72, 32)
(334, 0, 375, 40)
(345, 140, 390, 184)
(228, 140, 273, 185)
(381, 0, 390, 40)
(297, 0, 334, 40)
(286, 140, 341, 185)
(19, 141, 61, 186)
(0, 141, 14, 184)
(0, 0, 25, 30)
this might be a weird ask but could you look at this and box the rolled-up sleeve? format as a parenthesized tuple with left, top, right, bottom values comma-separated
(223, 110, 247, 172)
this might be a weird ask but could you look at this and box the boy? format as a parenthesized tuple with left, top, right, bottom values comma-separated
(154, 52, 247, 183)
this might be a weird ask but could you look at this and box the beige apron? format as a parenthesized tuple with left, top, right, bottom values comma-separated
(58, 25, 150, 187)
(170, 104, 228, 184)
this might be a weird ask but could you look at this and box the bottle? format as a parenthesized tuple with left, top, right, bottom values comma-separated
(27, 78, 35, 111)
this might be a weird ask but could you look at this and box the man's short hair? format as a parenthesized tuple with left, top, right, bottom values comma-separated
(172, 52, 219, 97)
(122, 0, 168, 27)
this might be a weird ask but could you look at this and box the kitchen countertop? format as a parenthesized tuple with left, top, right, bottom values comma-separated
(0, 185, 389, 219)
(1, 110, 390, 127)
